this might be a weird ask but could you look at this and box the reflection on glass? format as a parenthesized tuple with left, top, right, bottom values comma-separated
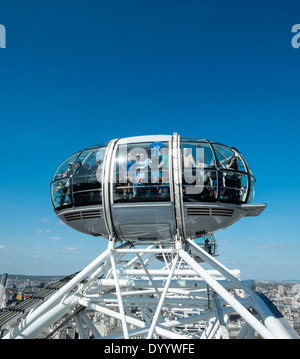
(181, 142, 215, 202)
(72, 147, 106, 206)
(52, 152, 80, 182)
(113, 142, 170, 202)
(181, 141, 255, 204)
(51, 147, 106, 210)
(51, 178, 72, 208)
(213, 145, 235, 167)
(180, 141, 253, 204)
(183, 169, 249, 204)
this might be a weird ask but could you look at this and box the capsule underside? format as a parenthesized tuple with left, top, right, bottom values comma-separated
(50, 134, 265, 242)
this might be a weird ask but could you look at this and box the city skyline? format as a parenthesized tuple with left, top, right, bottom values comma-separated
(0, 1, 300, 280)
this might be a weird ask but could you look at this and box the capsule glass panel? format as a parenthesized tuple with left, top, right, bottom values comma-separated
(213, 145, 235, 167)
(181, 141, 253, 204)
(181, 141, 216, 202)
(218, 170, 247, 203)
(72, 146, 106, 206)
(195, 236, 217, 255)
(51, 152, 79, 209)
(51, 146, 107, 211)
(52, 152, 80, 182)
(51, 177, 72, 209)
(113, 141, 170, 202)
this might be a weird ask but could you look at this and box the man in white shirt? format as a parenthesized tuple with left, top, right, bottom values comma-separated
(182, 147, 196, 168)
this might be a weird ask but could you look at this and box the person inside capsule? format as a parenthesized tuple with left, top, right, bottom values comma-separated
(114, 142, 170, 201)
(51, 138, 255, 210)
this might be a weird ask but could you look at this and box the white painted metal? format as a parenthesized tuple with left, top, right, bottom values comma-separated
(102, 139, 118, 238)
(171, 133, 185, 239)
(186, 238, 254, 296)
(178, 247, 276, 339)
(74, 313, 87, 339)
(109, 247, 129, 338)
(2, 246, 112, 339)
(251, 293, 300, 339)
(78, 311, 101, 338)
(146, 252, 179, 338)
(2, 238, 298, 340)
(213, 293, 230, 339)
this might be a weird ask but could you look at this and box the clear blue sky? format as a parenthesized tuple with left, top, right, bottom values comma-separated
(0, 0, 299, 279)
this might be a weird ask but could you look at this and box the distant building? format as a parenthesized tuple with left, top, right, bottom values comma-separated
(292, 284, 300, 294)
(278, 285, 284, 296)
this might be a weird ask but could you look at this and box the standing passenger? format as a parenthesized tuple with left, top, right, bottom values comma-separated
(182, 148, 196, 168)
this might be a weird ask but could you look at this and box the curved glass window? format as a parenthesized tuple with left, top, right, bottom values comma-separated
(51, 177, 72, 209)
(52, 152, 80, 182)
(72, 147, 106, 207)
(195, 235, 217, 255)
(113, 141, 170, 202)
(220, 171, 248, 203)
(181, 141, 254, 204)
(51, 146, 107, 210)
(51, 152, 80, 209)
(51, 138, 256, 210)
(181, 142, 216, 201)
(213, 145, 235, 167)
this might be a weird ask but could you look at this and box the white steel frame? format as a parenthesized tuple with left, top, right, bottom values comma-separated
(2, 237, 299, 340)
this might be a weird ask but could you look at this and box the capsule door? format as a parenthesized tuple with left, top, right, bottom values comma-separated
(108, 137, 176, 242)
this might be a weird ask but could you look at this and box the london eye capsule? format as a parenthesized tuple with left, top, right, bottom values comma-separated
(50, 134, 266, 243)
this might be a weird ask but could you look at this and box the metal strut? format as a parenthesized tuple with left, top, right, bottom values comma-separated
(213, 292, 230, 339)
(1, 237, 298, 340)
